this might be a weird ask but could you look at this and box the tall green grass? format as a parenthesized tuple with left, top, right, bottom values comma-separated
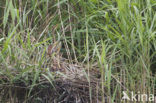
(0, 0, 155, 102)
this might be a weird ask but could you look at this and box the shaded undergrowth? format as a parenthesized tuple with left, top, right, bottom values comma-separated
(0, 0, 156, 103)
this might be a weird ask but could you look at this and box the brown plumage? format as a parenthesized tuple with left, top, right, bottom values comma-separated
(47, 41, 61, 56)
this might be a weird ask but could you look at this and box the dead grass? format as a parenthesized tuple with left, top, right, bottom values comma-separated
(0, 59, 107, 103)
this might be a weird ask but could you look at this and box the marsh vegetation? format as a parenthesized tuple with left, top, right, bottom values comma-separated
(0, 0, 156, 103)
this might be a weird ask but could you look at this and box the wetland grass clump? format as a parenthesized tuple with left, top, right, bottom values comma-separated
(0, 0, 155, 103)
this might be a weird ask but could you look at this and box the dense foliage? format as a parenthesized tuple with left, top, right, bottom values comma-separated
(0, 0, 155, 102)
